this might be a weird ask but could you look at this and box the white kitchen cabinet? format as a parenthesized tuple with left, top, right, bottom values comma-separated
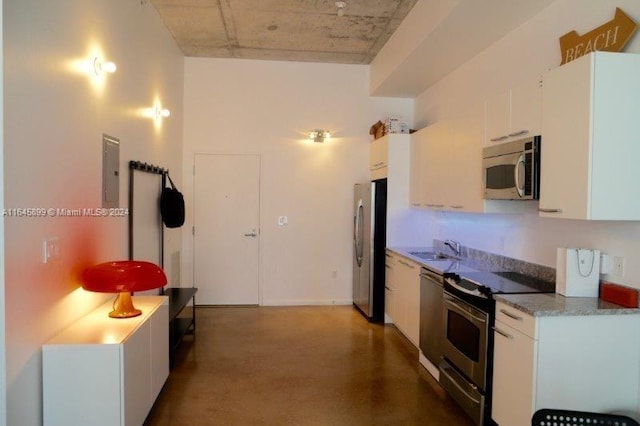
(409, 131, 423, 208)
(447, 104, 485, 212)
(410, 121, 450, 209)
(510, 79, 542, 141)
(43, 296, 169, 426)
(394, 255, 420, 346)
(384, 251, 397, 324)
(369, 134, 411, 179)
(484, 90, 511, 144)
(410, 103, 491, 213)
(485, 78, 542, 146)
(372, 133, 412, 247)
(369, 136, 389, 179)
(539, 52, 640, 220)
(492, 317, 537, 426)
(491, 300, 640, 426)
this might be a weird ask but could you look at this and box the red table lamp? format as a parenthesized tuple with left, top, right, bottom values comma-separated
(81, 260, 167, 318)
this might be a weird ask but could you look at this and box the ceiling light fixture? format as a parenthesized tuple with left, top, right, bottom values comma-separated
(335, 1, 347, 16)
(309, 130, 331, 143)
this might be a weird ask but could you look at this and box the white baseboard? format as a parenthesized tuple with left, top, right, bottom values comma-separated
(261, 299, 353, 306)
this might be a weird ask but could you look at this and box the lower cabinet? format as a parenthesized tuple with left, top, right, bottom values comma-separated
(388, 253, 420, 346)
(384, 252, 396, 323)
(492, 301, 640, 426)
(492, 318, 536, 426)
(43, 296, 169, 426)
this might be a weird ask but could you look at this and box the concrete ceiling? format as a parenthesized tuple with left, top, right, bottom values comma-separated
(149, 0, 419, 64)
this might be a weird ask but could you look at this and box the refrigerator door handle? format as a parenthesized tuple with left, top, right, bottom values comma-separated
(354, 199, 364, 267)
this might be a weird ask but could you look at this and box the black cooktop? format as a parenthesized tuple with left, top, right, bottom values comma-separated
(459, 270, 555, 295)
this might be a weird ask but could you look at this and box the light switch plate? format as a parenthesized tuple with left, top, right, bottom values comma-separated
(42, 237, 60, 263)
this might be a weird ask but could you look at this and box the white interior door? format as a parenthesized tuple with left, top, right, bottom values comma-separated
(194, 154, 260, 305)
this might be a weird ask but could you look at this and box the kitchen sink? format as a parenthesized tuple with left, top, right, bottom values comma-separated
(408, 251, 450, 261)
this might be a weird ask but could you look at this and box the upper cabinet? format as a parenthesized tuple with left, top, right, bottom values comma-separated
(369, 136, 389, 179)
(369, 134, 413, 246)
(410, 104, 486, 213)
(539, 52, 640, 220)
(411, 121, 451, 209)
(485, 78, 542, 146)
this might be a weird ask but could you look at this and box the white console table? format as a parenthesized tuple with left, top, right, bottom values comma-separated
(43, 296, 169, 426)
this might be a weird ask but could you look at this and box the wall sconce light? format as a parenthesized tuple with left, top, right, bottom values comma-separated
(142, 104, 171, 121)
(309, 130, 331, 143)
(81, 260, 167, 318)
(93, 57, 117, 76)
(335, 1, 347, 16)
(154, 105, 171, 119)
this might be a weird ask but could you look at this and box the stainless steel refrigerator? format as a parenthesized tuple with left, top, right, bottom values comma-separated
(352, 179, 386, 322)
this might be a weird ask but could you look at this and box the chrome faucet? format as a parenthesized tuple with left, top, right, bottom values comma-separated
(444, 240, 461, 257)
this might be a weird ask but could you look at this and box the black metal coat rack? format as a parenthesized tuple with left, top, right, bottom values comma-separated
(128, 160, 167, 267)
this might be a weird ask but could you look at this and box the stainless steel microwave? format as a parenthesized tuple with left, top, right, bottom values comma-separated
(482, 136, 540, 200)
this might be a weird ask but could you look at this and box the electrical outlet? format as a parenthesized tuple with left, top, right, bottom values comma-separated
(612, 256, 625, 277)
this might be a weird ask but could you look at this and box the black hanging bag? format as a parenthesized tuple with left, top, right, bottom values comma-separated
(160, 172, 185, 228)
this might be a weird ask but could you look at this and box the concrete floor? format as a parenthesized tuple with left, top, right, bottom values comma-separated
(145, 306, 473, 425)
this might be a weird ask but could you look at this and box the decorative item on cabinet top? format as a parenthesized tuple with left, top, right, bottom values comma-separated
(560, 7, 637, 65)
(369, 117, 413, 140)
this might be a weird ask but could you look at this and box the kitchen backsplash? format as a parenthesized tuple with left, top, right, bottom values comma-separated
(433, 239, 556, 283)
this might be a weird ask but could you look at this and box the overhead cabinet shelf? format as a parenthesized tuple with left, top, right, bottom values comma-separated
(539, 52, 640, 220)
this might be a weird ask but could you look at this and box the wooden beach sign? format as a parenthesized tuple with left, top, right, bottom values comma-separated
(560, 7, 638, 65)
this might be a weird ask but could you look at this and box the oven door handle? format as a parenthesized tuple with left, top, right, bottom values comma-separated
(440, 364, 481, 404)
(444, 296, 487, 324)
(445, 278, 488, 299)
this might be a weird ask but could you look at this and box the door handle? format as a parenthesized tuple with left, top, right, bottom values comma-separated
(244, 229, 258, 237)
(514, 153, 525, 198)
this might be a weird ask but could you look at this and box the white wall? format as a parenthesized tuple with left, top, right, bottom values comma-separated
(3, 1, 184, 424)
(182, 58, 414, 305)
(413, 0, 640, 287)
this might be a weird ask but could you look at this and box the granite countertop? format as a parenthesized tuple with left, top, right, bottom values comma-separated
(495, 293, 640, 317)
(389, 246, 637, 316)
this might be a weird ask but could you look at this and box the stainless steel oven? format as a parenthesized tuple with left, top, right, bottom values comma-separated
(439, 275, 493, 426)
(441, 291, 489, 390)
(439, 270, 555, 425)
